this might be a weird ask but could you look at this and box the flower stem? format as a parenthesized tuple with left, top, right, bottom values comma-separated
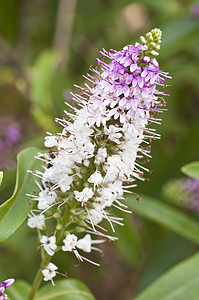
(28, 204, 74, 299)
(28, 253, 51, 300)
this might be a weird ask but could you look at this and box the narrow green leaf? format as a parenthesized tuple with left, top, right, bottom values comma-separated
(30, 50, 60, 131)
(127, 195, 199, 244)
(0, 147, 43, 243)
(134, 252, 199, 300)
(181, 161, 199, 179)
(31, 50, 60, 110)
(36, 279, 95, 300)
(139, 234, 194, 291)
(6, 281, 31, 300)
(114, 214, 143, 267)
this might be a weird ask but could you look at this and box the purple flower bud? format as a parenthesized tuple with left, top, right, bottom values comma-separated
(0, 279, 15, 289)
(0, 278, 14, 298)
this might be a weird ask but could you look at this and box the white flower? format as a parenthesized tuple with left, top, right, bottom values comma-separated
(74, 187, 93, 204)
(108, 180, 124, 197)
(76, 234, 105, 253)
(42, 167, 73, 193)
(58, 174, 73, 192)
(104, 155, 129, 182)
(27, 212, 45, 230)
(42, 262, 58, 285)
(44, 135, 58, 147)
(37, 189, 57, 210)
(78, 141, 95, 159)
(62, 234, 77, 252)
(40, 235, 57, 256)
(88, 204, 104, 225)
(104, 125, 123, 144)
(68, 120, 93, 140)
(88, 171, 103, 186)
(98, 188, 116, 208)
(94, 147, 107, 164)
(77, 234, 92, 252)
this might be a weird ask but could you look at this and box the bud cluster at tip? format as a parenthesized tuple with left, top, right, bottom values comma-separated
(140, 28, 162, 56)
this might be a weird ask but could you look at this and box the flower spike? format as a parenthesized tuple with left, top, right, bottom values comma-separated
(27, 28, 171, 283)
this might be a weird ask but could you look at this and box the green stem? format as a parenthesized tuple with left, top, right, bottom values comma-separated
(28, 254, 51, 300)
(28, 202, 74, 299)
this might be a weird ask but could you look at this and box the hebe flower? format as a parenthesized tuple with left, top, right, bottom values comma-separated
(163, 178, 199, 212)
(27, 28, 171, 282)
(42, 263, 58, 286)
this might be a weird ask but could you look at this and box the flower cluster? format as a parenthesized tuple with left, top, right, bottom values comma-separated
(27, 28, 170, 283)
(163, 177, 199, 212)
(0, 278, 15, 300)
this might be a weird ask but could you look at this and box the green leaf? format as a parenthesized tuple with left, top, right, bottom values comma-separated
(36, 279, 95, 300)
(127, 195, 199, 244)
(139, 234, 194, 291)
(0, 147, 43, 244)
(181, 161, 199, 179)
(6, 281, 31, 300)
(114, 214, 143, 267)
(31, 50, 60, 110)
(134, 252, 199, 300)
(30, 50, 60, 131)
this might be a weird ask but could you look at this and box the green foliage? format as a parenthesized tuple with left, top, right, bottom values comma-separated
(6, 281, 31, 300)
(127, 195, 199, 244)
(0, 147, 43, 244)
(134, 252, 199, 300)
(6, 279, 95, 300)
(30, 50, 61, 131)
(0, 0, 18, 43)
(35, 279, 95, 300)
(181, 161, 199, 179)
(114, 214, 143, 267)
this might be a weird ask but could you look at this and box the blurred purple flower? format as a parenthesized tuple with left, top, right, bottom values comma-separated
(0, 139, 5, 151)
(164, 177, 199, 213)
(184, 178, 199, 211)
(0, 278, 15, 299)
(0, 121, 21, 169)
(191, 2, 199, 18)
(5, 123, 21, 146)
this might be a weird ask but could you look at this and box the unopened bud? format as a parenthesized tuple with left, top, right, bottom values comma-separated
(154, 45, 160, 50)
(140, 36, 147, 45)
(74, 226, 85, 233)
(56, 224, 63, 230)
(53, 212, 61, 219)
(150, 50, 159, 56)
(146, 32, 153, 41)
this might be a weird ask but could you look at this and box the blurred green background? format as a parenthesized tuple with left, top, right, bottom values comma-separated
(0, 0, 199, 299)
